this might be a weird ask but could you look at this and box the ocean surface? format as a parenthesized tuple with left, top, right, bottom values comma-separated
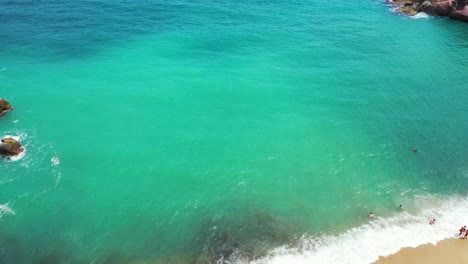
(1, 0, 467, 263)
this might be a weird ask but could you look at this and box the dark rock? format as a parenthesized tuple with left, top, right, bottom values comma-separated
(413, 3, 422, 11)
(0, 137, 24, 156)
(420, 0, 434, 12)
(455, 0, 468, 9)
(0, 233, 24, 264)
(0, 98, 13, 116)
(432, 0, 452, 16)
(449, 4, 468, 20)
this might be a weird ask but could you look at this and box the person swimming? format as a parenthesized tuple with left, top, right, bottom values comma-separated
(369, 212, 374, 218)
(429, 219, 436, 225)
(399, 204, 403, 210)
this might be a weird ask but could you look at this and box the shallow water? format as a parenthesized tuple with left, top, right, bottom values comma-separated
(1, 0, 467, 263)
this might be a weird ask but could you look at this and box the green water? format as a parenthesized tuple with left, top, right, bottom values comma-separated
(1, 0, 467, 263)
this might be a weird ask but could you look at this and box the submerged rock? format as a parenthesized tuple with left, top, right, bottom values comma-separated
(0, 137, 24, 156)
(0, 98, 13, 116)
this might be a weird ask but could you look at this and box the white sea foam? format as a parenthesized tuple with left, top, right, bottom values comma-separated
(232, 195, 468, 264)
(2, 135, 20, 142)
(0, 203, 16, 217)
(9, 148, 26, 162)
(410, 12, 429, 19)
(52, 154, 63, 186)
(51, 154, 60, 166)
(388, 4, 429, 19)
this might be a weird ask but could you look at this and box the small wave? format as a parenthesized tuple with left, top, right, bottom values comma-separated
(0, 203, 16, 218)
(51, 154, 60, 166)
(231, 195, 468, 264)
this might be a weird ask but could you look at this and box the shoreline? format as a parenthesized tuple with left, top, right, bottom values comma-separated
(241, 195, 468, 264)
(374, 238, 468, 264)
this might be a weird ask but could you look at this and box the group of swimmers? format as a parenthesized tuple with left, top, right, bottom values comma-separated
(368, 204, 467, 240)
(459, 226, 468, 239)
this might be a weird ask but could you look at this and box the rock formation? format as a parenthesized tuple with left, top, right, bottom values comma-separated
(392, 0, 468, 22)
(0, 137, 24, 156)
(0, 98, 13, 116)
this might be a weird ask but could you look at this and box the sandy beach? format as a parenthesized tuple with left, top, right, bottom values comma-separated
(374, 238, 468, 264)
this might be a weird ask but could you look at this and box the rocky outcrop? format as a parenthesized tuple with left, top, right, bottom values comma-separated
(0, 98, 13, 116)
(0, 137, 24, 156)
(392, 0, 468, 22)
(449, 0, 468, 20)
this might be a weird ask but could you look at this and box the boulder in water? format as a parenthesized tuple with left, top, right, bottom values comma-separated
(397, 4, 420, 15)
(0, 137, 24, 156)
(0, 98, 13, 116)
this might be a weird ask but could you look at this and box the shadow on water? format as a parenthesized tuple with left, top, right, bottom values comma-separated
(0, 0, 189, 60)
(0, 206, 304, 264)
(0, 228, 76, 264)
(98, 251, 132, 264)
(89, 209, 297, 264)
(0, 232, 24, 264)
(191, 210, 296, 264)
(36, 253, 68, 264)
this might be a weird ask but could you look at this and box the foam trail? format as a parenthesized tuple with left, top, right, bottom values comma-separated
(232, 195, 468, 264)
(54, 172, 62, 186)
(0, 203, 16, 217)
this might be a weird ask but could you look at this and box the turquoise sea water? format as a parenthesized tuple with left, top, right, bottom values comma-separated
(1, 1, 467, 263)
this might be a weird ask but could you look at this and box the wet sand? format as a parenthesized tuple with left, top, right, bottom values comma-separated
(374, 238, 468, 264)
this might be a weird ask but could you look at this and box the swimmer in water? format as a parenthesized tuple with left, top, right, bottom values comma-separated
(369, 212, 374, 218)
(399, 204, 403, 210)
(429, 219, 435, 225)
